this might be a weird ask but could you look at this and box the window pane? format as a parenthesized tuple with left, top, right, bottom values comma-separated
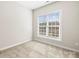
(48, 11, 59, 22)
(39, 27, 46, 35)
(56, 21, 59, 25)
(55, 27, 59, 37)
(39, 15, 47, 35)
(39, 15, 47, 23)
(48, 11, 60, 38)
(38, 10, 60, 39)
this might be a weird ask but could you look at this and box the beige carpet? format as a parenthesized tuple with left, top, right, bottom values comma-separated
(0, 40, 79, 58)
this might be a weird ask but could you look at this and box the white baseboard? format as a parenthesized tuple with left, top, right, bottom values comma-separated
(0, 39, 31, 51)
(0, 38, 79, 53)
(34, 39, 79, 53)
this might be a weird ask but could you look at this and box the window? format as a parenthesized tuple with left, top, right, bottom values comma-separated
(39, 15, 47, 35)
(38, 10, 61, 40)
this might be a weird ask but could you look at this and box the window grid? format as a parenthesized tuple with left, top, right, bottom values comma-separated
(48, 21, 59, 38)
(38, 11, 61, 40)
(39, 22, 59, 38)
(39, 22, 46, 35)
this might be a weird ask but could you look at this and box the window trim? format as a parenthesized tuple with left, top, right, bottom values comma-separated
(37, 10, 62, 41)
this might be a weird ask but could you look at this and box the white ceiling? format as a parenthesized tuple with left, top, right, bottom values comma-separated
(17, 1, 55, 10)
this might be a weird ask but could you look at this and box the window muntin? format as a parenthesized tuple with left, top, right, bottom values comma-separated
(38, 10, 61, 40)
(39, 15, 47, 35)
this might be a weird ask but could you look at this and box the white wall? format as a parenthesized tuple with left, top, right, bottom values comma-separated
(33, 1, 79, 52)
(0, 2, 32, 50)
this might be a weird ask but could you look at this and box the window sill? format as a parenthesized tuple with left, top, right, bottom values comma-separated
(38, 35, 62, 41)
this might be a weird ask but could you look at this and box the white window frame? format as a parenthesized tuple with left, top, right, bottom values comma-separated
(37, 10, 62, 41)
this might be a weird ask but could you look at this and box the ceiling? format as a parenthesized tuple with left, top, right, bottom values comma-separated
(17, 1, 55, 10)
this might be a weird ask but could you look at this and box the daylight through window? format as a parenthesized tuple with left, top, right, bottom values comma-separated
(38, 10, 61, 39)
